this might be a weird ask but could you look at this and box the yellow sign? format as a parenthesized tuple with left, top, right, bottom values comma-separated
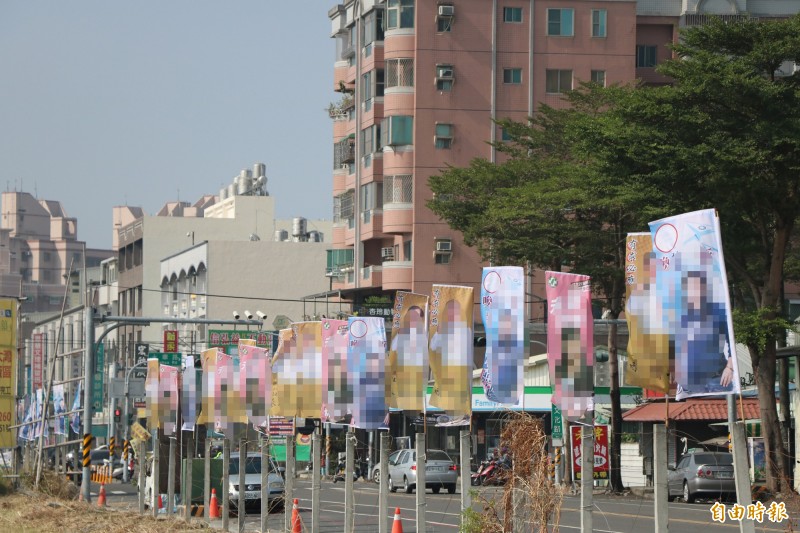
(0, 299, 16, 448)
(130, 422, 151, 442)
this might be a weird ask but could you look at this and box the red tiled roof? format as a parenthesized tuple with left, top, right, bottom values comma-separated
(622, 398, 761, 422)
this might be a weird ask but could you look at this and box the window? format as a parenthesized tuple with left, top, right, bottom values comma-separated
(591, 70, 606, 86)
(435, 123, 453, 149)
(363, 9, 385, 50)
(503, 7, 523, 23)
(361, 182, 384, 214)
(547, 8, 574, 36)
(376, 69, 385, 98)
(636, 45, 657, 68)
(591, 9, 607, 37)
(387, 0, 414, 30)
(334, 190, 355, 226)
(437, 5, 454, 32)
(434, 250, 452, 264)
(384, 175, 413, 204)
(500, 127, 512, 141)
(403, 240, 412, 261)
(503, 68, 522, 84)
(361, 124, 382, 161)
(435, 64, 454, 91)
(362, 71, 373, 111)
(545, 69, 572, 94)
(380, 116, 413, 146)
(386, 58, 414, 88)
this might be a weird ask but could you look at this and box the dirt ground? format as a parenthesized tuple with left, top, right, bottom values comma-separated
(0, 489, 211, 533)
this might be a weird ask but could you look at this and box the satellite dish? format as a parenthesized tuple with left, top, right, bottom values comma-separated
(249, 233, 261, 241)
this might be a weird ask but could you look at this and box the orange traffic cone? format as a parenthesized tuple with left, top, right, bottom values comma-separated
(97, 483, 107, 507)
(158, 493, 164, 511)
(209, 488, 220, 519)
(291, 498, 302, 533)
(391, 507, 403, 533)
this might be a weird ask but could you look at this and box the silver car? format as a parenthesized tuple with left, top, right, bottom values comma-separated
(229, 452, 285, 511)
(387, 449, 458, 494)
(667, 451, 735, 503)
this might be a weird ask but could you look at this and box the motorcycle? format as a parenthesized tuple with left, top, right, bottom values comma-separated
(471, 459, 492, 486)
(471, 456, 511, 486)
(332, 459, 359, 483)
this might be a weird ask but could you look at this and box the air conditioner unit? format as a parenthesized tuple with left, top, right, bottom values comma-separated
(435, 240, 452, 252)
(381, 247, 395, 260)
(438, 5, 455, 17)
(437, 67, 454, 79)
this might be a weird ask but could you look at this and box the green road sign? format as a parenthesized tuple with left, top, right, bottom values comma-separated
(91, 343, 105, 411)
(151, 352, 182, 367)
(552, 404, 563, 441)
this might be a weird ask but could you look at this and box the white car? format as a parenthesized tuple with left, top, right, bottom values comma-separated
(229, 452, 285, 511)
(387, 449, 458, 494)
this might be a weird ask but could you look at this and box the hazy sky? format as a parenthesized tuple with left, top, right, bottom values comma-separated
(0, 2, 336, 249)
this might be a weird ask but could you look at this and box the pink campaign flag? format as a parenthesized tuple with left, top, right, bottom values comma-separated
(546, 271, 594, 421)
(239, 342, 272, 428)
(215, 352, 234, 437)
(159, 364, 179, 436)
(321, 319, 353, 423)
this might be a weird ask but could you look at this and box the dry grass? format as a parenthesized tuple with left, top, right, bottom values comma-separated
(0, 471, 210, 533)
(464, 413, 565, 532)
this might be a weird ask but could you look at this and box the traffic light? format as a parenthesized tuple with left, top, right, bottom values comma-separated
(114, 408, 121, 423)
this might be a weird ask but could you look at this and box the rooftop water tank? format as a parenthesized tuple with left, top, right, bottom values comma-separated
(292, 217, 308, 242)
(274, 229, 289, 242)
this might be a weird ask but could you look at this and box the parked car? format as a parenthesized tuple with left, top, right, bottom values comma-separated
(387, 449, 458, 494)
(667, 451, 735, 503)
(370, 450, 401, 484)
(229, 452, 285, 512)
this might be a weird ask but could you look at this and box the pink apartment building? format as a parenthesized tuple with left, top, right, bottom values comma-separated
(327, 0, 636, 321)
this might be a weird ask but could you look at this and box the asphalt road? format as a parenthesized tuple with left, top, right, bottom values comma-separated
(94, 479, 798, 532)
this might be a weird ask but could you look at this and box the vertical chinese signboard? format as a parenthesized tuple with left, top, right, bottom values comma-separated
(32, 333, 44, 392)
(164, 330, 178, 353)
(551, 404, 563, 445)
(0, 299, 16, 447)
(91, 343, 105, 412)
(570, 424, 609, 480)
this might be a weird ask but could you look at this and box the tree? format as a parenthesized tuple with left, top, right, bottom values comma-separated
(605, 15, 800, 492)
(428, 87, 668, 493)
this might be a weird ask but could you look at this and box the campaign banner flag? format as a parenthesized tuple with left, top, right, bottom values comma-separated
(321, 319, 353, 423)
(214, 352, 234, 436)
(196, 347, 220, 425)
(145, 358, 160, 429)
(181, 355, 201, 431)
(0, 299, 16, 448)
(649, 208, 739, 399)
(624, 233, 672, 393)
(69, 381, 82, 435)
(239, 341, 272, 428)
(19, 396, 33, 441)
(159, 364, 179, 436)
(270, 328, 293, 417)
(546, 271, 594, 421)
(348, 317, 387, 429)
(480, 267, 525, 405)
(272, 323, 323, 418)
(32, 389, 44, 440)
(53, 384, 67, 436)
(388, 292, 429, 411)
(428, 285, 474, 416)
